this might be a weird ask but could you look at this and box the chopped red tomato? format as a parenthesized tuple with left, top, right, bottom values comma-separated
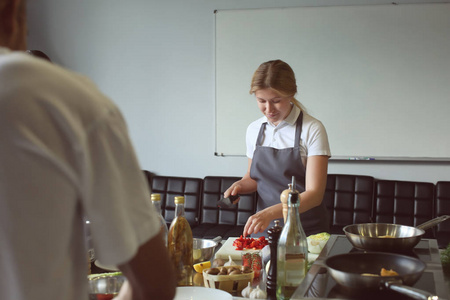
(232, 235, 268, 250)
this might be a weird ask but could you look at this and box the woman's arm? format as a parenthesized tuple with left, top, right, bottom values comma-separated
(224, 158, 257, 198)
(298, 155, 329, 213)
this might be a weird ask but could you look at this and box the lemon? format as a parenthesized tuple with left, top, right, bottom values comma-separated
(193, 261, 211, 273)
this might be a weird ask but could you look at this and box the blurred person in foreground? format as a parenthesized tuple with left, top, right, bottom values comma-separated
(0, 1, 176, 300)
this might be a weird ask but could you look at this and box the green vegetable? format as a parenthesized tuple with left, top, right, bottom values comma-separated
(307, 232, 331, 254)
(308, 232, 331, 241)
(87, 271, 123, 280)
(307, 260, 313, 271)
(441, 243, 450, 273)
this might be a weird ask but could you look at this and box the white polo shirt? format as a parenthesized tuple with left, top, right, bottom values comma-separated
(0, 48, 160, 300)
(246, 104, 331, 166)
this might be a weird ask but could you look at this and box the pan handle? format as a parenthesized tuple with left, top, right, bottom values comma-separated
(416, 215, 450, 231)
(385, 281, 439, 300)
(212, 236, 223, 245)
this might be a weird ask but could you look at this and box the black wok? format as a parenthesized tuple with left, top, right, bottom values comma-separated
(343, 215, 450, 252)
(324, 252, 438, 300)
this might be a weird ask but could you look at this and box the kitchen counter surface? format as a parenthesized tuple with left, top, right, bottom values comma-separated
(291, 235, 448, 299)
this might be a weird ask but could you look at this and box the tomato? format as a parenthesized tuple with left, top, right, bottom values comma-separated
(242, 252, 252, 267)
(233, 235, 268, 250)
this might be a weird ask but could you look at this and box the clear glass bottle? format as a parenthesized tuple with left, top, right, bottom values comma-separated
(151, 193, 168, 247)
(276, 177, 308, 300)
(168, 196, 193, 286)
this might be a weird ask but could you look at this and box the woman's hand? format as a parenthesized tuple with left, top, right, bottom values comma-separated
(243, 212, 271, 236)
(224, 182, 242, 203)
(243, 204, 282, 236)
(224, 159, 258, 203)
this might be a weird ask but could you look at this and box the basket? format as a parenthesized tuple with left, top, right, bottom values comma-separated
(203, 265, 254, 294)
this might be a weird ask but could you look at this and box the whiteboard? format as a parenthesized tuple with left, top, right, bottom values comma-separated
(215, 3, 450, 160)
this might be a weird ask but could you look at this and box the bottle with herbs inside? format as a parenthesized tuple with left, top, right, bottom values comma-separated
(150, 193, 168, 247)
(276, 176, 308, 300)
(168, 196, 193, 286)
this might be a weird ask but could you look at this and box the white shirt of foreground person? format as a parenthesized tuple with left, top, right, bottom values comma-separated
(0, 48, 160, 300)
(246, 104, 331, 162)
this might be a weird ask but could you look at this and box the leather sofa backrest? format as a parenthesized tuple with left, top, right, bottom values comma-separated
(374, 179, 435, 239)
(435, 181, 450, 248)
(142, 170, 448, 247)
(191, 176, 258, 239)
(150, 175, 203, 228)
(200, 176, 257, 226)
(324, 174, 375, 234)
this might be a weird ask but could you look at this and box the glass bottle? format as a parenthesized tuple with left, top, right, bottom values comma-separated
(276, 177, 308, 300)
(151, 193, 168, 247)
(168, 196, 193, 286)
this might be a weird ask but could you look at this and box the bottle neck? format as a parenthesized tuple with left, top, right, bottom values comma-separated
(152, 200, 162, 214)
(286, 195, 300, 225)
(175, 203, 185, 217)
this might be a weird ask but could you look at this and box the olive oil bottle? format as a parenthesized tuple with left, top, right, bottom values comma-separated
(168, 196, 193, 286)
(276, 177, 308, 300)
(150, 193, 168, 247)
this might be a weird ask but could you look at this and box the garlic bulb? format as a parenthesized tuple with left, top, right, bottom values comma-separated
(224, 255, 237, 266)
(241, 282, 253, 298)
(249, 286, 267, 299)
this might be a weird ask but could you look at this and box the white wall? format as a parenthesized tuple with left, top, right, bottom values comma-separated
(26, 0, 450, 183)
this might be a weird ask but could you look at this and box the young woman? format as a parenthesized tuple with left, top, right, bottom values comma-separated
(224, 59, 331, 237)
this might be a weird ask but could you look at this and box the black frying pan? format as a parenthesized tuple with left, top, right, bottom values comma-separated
(324, 252, 438, 300)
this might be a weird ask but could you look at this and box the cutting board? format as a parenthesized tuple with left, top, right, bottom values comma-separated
(214, 237, 244, 261)
(215, 237, 321, 262)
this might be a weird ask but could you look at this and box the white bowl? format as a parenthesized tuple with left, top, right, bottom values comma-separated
(94, 260, 119, 271)
(174, 286, 232, 300)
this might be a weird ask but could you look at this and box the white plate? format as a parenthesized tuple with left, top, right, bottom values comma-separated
(94, 260, 119, 271)
(174, 286, 232, 300)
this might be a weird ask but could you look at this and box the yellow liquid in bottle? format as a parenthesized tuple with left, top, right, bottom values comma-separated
(168, 216, 193, 286)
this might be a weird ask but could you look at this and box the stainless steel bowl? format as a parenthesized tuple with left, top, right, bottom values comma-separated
(193, 237, 220, 264)
(88, 273, 126, 299)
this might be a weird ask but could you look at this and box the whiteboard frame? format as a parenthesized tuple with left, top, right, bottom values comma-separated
(214, 3, 450, 161)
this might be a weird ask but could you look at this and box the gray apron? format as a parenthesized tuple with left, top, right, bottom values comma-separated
(250, 111, 329, 237)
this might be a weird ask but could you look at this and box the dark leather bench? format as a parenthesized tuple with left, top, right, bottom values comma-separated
(436, 181, 450, 247)
(147, 173, 202, 228)
(374, 180, 435, 239)
(192, 176, 257, 239)
(323, 174, 374, 235)
(144, 171, 450, 248)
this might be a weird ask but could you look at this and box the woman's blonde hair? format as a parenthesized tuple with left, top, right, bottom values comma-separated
(250, 59, 306, 112)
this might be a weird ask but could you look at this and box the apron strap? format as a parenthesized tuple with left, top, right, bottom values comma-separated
(294, 111, 303, 146)
(256, 122, 267, 146)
